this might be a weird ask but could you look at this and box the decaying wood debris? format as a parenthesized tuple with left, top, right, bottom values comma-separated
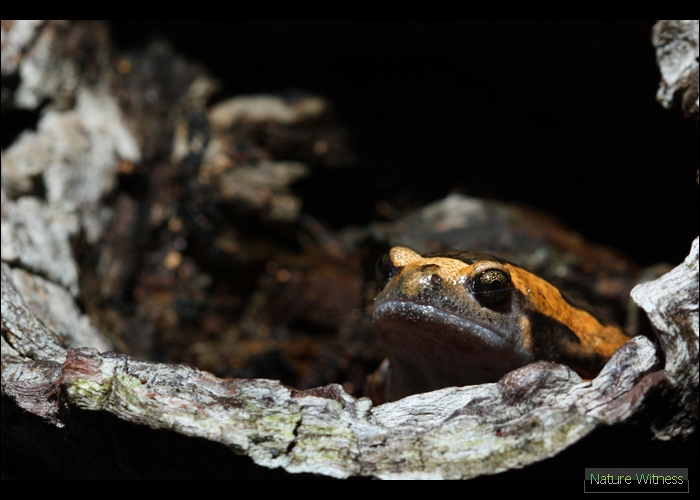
(2, 20, 698, 479)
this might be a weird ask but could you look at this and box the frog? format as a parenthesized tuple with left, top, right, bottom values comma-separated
(367, 246, 633, 403)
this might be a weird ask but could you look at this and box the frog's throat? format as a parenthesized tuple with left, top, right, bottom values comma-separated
(374, 300, 513, 348)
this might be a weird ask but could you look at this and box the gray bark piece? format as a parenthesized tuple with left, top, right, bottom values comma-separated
(217, 161, 308, 221)
(1, 193, 80, 295)
(652, 20, 699, 117)
(631, 237, 699, 439)
(8, 266, 112, 352)
(208, 95, 330, 131)
(0, 20, 45, 76)
(1, 263, 66, 363)
(1, 333, 660, 479)
(3, 88, 140, 207)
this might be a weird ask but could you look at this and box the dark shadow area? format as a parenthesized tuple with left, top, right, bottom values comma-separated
(109, 21, 699, 266)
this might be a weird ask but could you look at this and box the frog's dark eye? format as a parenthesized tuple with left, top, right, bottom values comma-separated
(470, 268, 512, 308)
(375, 253, 400, 290)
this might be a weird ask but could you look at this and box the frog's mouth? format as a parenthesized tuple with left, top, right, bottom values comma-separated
(375, 299, 512, 342)
(372, 299, 534, 391)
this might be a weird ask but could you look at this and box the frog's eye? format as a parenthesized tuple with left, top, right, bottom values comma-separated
(470, 268, 512, 308)
(375, 253, 400, 290)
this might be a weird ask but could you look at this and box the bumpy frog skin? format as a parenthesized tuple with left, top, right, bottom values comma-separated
(371, 246, 632, 402)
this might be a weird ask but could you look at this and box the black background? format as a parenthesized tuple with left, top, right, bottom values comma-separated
(110, 20, 698, 266)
